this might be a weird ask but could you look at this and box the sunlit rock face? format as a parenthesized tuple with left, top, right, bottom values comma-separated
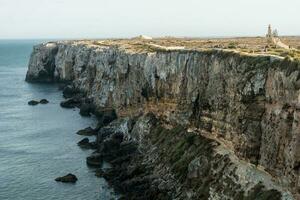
(26, 41, 300, 198)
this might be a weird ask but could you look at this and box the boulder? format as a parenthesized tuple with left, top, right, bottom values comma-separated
(95, 169, 105, 177)
(39, 99, 49, 104)
(63, 85, 79, 98)
(28, 100, 39, 106)
(77, 138, 90, 146)
(97, 132, 138, 162)
(60, 97, 81, 108)
(101, 132, 124, 153)
(86, 153, 102, 167)
(79, 103, 92, 117)
(77, 138, 97, 149)
(96, 118, 134, 146)
(76, 127, 96, 136)
(55, 173, 78, 183)
(94, 109, 118, 129)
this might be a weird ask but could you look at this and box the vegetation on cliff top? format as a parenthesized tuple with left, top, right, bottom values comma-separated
(73, 36, 300, 60)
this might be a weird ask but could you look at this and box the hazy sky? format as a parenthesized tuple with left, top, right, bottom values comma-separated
(0, 0, 299, 39)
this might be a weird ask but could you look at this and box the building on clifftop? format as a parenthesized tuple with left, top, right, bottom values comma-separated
(265, 24, 289, 49)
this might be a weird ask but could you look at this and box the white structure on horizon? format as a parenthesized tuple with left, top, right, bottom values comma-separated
(266, 24, 289, 49)
(133, 35, 153, 40)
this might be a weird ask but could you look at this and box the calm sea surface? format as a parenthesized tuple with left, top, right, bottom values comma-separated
(0, 40, 115, 200)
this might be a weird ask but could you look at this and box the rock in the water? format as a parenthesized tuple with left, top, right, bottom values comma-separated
(95, 169, 105, 177)
(39, 99, 49, 104)
(76, 127, 96, 136)
(55, 173, 78, 183)
(60, 97, 81, 108)
(86, 153, 102, 167)
(77, 138, 89, 146)
(77, 138, 96, 149)
(28, 100, 39, 106)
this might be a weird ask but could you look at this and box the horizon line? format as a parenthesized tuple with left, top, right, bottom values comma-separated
(1, 34, 300, 41)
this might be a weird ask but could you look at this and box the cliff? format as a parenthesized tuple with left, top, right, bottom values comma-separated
(26, 40, 300, 199)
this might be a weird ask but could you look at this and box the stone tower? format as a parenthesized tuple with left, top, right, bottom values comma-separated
(265, 25, 289, 49)
(266, 24, 273, 44)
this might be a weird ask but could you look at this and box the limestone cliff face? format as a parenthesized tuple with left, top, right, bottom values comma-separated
(26, 43, 58, 82)
(26, 41, 300, 198)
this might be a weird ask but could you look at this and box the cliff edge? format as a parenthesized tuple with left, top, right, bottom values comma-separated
(26, 39, 300, 199)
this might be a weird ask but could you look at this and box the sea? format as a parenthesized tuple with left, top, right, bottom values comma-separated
(0, 40, 116, 200)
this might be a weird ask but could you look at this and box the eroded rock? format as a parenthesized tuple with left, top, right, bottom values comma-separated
(26, 41, 299, 198)
(92, 114, 293, 199)
(39, 99, 49, 104)
(77, 137, 89, 146)
(86, 153, 102, 167)
(25, 42, 58, 82)
(60, 97, 81, 108)
(62, 85, 80, 99)
(76, 127, 96, 136)
(77, 138, 96, 149)
(55, 173, 78, 183)
(79, 103, 93, 117)
(28, 100, 39, 106)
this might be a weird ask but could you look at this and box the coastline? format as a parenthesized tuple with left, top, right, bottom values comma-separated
(25, 39, 300, 199)
(0, 39, 116, 199)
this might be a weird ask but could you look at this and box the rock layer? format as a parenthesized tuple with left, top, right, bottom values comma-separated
(26, 40, 300, 199)
(98, 114, 291, 199)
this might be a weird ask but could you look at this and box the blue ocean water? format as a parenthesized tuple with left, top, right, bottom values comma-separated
(0, 40, 115, 200)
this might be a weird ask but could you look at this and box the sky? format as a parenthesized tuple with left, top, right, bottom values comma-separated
(0, 0, 299, 39)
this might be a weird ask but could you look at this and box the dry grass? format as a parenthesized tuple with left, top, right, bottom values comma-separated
(70, 36, 300, 59)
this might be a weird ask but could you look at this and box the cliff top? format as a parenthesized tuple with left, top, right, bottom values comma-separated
(51, 36, 300, 60)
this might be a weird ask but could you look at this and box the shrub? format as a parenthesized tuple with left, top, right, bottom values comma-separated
(227, 42, 237, 49)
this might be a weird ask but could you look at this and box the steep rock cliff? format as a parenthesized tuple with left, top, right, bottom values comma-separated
(26, 40, 300, 199)
(98, 113, 292, 199)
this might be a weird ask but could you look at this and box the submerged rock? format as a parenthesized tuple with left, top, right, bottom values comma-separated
(39, 99, 49, 104)
(28, 100, 39, 106)
(76, 127, 96, 136)
(55, 173, 78, 183)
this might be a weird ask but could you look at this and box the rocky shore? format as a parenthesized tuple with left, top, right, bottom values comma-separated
(26, 39, 300, 199)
